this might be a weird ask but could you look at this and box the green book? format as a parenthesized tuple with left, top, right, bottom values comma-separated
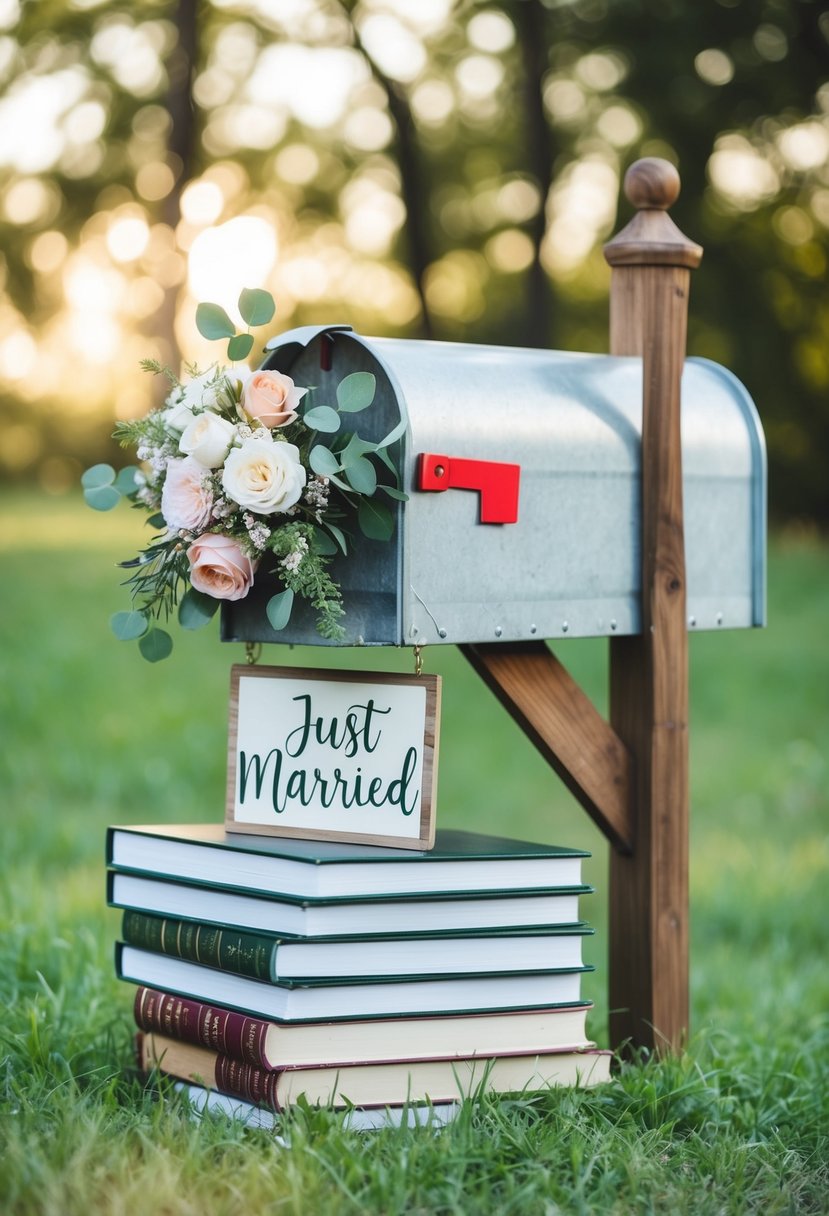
(107, 824, 589, 902)
(121, 909, 593, 984)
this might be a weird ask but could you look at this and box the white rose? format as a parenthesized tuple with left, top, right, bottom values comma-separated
(163, 400, 196, 434)
(221, 438, 306, 515)
(179, 411, 236, 468)
(161, 457, 214, 531)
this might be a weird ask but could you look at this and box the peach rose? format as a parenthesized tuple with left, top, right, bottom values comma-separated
(161, 457, 214, 532)
(242, 370, 307, 428)
(186, 533, 256, 601)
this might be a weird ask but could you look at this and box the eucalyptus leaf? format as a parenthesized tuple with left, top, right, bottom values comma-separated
(376, 415, 408, 448)
(227, 332, 254, 361)
(344, 456, 377, 496)
(81, 463, 116, 489)
(310, 528, 338, 556)
(238, 287, 276, 327)
(84, 484, 121, 511)
(358, 497, 395, 541)
(378, 484, 409, 501)
(110, 610, 148, 641)
(195, 302, 235, 340)
(339, 434, 376, 467)
(374, 446, 398, 477)
(178, 588, 220, 630)
(114, 466, 142, 496)
(303, 406, 341, 433)
(138, 628, 173, 662)
(266, 588, 294, 631)
(336, 371, 376, 412)
(327, 472, 354, 493)
(325, 523, 348, 554)
(146, 512, 166, 530)
(309, 445, 341, 476)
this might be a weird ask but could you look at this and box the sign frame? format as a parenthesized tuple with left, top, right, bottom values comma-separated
(226, 664, 441, 850)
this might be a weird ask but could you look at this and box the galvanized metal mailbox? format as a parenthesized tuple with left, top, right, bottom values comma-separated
(221, 324, 766, 648)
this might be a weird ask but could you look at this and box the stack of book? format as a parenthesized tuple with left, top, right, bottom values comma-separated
(107, 823, 610, 1126)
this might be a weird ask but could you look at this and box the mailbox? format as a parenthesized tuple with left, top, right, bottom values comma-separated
(221, 324, 766, 647)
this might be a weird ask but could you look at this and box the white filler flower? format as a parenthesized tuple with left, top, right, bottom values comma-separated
(221, 437, 307, 515)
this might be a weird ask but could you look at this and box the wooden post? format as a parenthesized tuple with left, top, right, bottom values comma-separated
(603, 159, 703, 1053)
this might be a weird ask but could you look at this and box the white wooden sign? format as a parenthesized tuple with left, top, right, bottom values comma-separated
(226, 665, 441, 850)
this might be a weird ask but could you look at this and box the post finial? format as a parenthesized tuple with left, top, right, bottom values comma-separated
(604, 158, 702, 269)
(624, 158, 680, 211)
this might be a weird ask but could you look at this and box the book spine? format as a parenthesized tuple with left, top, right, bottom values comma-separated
(133, 987, 274, 1068)
(137, 1032, 281, 1111)
(122, 911, 274, 982)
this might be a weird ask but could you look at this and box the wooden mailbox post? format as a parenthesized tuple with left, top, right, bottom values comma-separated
(463, 158, 702, 1054)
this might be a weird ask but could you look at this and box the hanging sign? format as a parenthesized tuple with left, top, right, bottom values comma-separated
(226, 665, 441, 850)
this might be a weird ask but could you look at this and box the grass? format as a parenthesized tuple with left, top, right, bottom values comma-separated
(1, 491, 827, 1214)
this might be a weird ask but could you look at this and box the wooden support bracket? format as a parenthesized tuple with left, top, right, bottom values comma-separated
(461, 642, 633, 855)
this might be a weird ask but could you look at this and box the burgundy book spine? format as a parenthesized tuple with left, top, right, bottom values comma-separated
(134, 986, 272, 1069)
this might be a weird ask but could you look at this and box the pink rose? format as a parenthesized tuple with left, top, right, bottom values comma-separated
(161, 457, 214, 532)
(243, 370, 307, 428)
(186, 533, 256, 601)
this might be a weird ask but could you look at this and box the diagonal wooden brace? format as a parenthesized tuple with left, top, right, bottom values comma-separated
(461, 641, 633, 854)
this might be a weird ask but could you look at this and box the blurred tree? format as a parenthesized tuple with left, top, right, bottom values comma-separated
(0, 0, 826, 522)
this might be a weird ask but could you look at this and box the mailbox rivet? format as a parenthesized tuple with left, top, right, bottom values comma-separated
(562, 621, 569, 633)
(494, 626, 503, 637)
(434, 465, 445, 477)
(610, 619, 617, 631)
(529, 624, 537, 634)
(438, 628, 447, 638)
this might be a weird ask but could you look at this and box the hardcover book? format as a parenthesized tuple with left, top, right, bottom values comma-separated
(109, 870, 590, 938)
(174, 1081, 461, 1132)
(133, 986, 596, 1070)
(121, 909, 592, 982)
(139, 1031, 612, 1109)
(107, 824, 588, 901)
(117, 944, 592, 1022)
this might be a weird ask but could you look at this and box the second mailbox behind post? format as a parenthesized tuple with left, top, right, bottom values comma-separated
(221, 325, 766, 647)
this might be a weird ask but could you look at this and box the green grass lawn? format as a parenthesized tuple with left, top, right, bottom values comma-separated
(1, 492, 827, 1214)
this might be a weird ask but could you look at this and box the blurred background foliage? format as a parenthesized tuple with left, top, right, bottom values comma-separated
(1, 0, 827, 523)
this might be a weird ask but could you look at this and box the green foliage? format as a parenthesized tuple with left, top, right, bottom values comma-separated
(138, 627, 173, 663)
(303, 406, 341, 432)
(110, 610, 149, 641)
(358, 497, 395, 541)
(266, 588, 294, 631)
(178, 589, 220, 631)
(238, 288, 276, 328)
(336, 372, 376, 413)
(195, 303, 235, 341)
(196, 290, 277, 363)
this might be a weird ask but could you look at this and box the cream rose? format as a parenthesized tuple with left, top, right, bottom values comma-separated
(221, 437, 306, 515)
(179, 411, 236, 468)
(163, 400, 196, 435)
(242, 370, 307, 428)
(187, 533, 256, 601)
(161, 457, 214, 532)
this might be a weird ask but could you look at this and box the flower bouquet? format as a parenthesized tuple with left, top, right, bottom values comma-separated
(82, 289, 405, 661)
